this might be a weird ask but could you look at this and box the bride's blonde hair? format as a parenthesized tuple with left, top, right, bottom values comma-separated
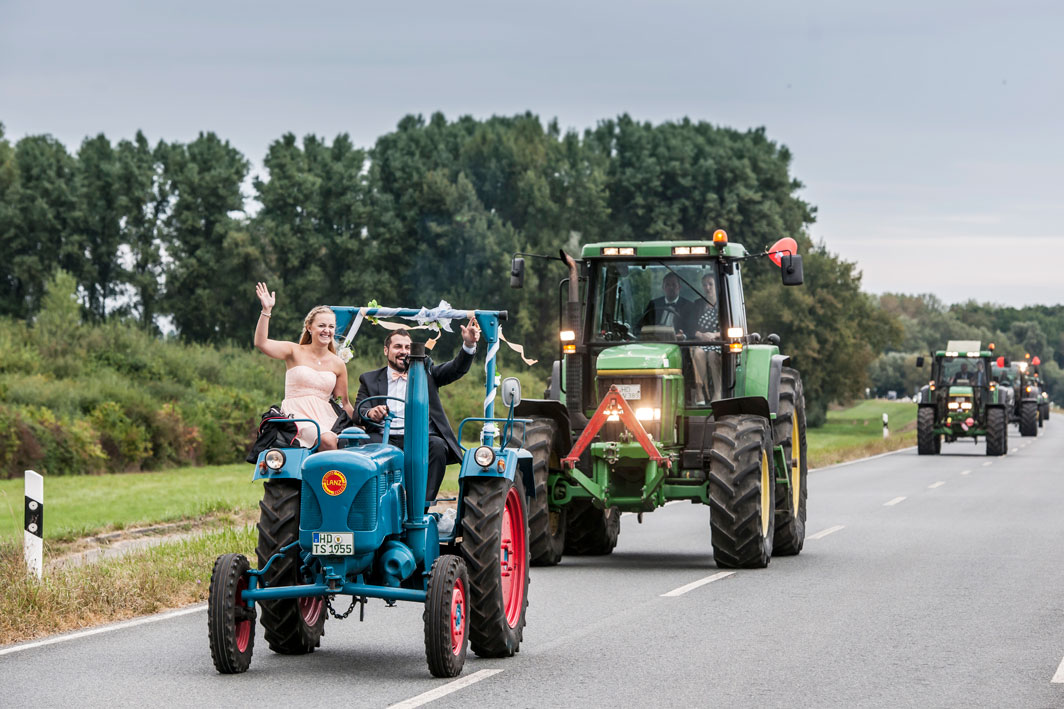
(299, 305, 337, 353)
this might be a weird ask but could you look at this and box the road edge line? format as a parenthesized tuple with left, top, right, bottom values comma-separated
(388, 669, 505, 708)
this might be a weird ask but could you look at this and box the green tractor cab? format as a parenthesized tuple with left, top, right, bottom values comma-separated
(510, 231, 807, 569)
(915, 341, 1008, 455)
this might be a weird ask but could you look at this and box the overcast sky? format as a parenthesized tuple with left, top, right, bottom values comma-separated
(2, 0, 1061, 307)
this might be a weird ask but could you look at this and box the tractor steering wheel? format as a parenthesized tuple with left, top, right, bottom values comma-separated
(356, 395, 407, 432)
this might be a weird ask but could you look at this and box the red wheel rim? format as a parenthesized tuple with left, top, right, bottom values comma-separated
(499, 486, 527, 628)
(299, 596, 323, 626)
(235, 576, 252, 653)
(450, 577, 466, 655)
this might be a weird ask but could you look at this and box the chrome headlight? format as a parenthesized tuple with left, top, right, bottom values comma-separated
(264, 449, 286, 470)
(473, 446, 495, 468)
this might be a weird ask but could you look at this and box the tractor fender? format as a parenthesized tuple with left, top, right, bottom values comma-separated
(252, 446, 313, 482)
(711, 396, 771, 420)
(514, 398, 573, 452)
(767, 354, 789, 415)
(458, 446, 536, 499)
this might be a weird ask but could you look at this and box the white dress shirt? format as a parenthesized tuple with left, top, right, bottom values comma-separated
(386, 343, 476, 436)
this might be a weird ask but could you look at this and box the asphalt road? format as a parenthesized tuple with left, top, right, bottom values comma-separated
(3, 424, 1063, 708)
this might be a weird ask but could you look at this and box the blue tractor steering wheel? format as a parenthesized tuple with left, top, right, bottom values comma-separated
(356, 395, 407, 432)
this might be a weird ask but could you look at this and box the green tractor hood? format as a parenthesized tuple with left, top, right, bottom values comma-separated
(947, 386, 974, 396)
(596, 343, 681, 372)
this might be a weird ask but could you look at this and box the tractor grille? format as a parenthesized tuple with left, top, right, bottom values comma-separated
(347, 474, 382, 531)
(300, 480, 323, 529)
(597, 374, 663, 441)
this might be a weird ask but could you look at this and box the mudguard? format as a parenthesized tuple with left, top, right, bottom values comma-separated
(458, 446, 535, 499)
(711, 396, 771, 420)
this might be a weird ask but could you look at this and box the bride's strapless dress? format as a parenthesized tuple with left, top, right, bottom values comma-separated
(281, 365, 338, 447)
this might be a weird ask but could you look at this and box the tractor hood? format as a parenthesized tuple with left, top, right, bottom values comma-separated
(597, 343, 681, 372)
(947, 385, 974, 396)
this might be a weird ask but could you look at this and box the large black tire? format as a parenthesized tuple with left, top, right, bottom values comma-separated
(1043, 403, 1051, 421)
(256, 480, 326, 654)
(986, 407, 1007, 457)
(459, 475, 530, 658)
(424, 554, 469, 678)
(1038, 403, 1046, 427)
(1020, 401, 1038, 437)
(772, 367, 807, 556)
(708, 414, 776, 569)
(208, 553, 255, 674)
(563, 501, 620, 555)
(522, 419, 567, 566)
(917, 407, 940, 455)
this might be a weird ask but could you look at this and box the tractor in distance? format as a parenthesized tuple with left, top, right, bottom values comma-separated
(509, 229, 808, 569)
(208, 306, 533, 678)
(915, 341, 1008, 455)
(1008, 354, 1048, 434)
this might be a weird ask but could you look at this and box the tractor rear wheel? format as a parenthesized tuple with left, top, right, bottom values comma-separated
(708, 414, 776, 569)
(459, 475, 529, 658)
(564, 501, 620, 555)
(256, 480, 325, 654)
(1038, 403, 1046, 427)
(1043, 403, 1051, 421)
(522, 419, 566, 566)
(772, 367, 807, 556)
(986, 407, 1007, 456)
(208, 553, 255, 674)
(1020, 401, 1038, 437)
(424, 554, 469, 678)
(917, 407, 940, 455)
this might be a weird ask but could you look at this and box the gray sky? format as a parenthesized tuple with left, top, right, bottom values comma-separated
(2, 0, 1061, 307)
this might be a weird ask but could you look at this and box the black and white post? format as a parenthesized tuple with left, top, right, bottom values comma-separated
(882, 412, 889, 439)
(25, 470, 43, 580)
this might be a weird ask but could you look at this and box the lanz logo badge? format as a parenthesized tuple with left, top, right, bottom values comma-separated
(322, 470, 346, 496)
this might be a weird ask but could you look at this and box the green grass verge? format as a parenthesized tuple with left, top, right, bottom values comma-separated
(807, 400, 917, 468)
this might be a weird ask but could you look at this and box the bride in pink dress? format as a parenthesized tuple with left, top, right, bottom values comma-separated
(254, 282, 355, 450)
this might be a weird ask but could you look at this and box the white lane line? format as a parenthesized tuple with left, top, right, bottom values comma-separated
(810, 446, 916, 472)
(0, 604, 206, 656)
(1052, 656, 1064, 683)
(389, 669, 505, 709)
(982, 462, 993, 467)
(808, 525, 845, 540)
(928, 481, 946, 489)
(661, 571, 735, 597)
(884, 496, 906, 507)
(959, 470, 971, 476)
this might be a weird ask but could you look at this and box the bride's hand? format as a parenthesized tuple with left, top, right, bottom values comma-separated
(256, 282, 275, 312)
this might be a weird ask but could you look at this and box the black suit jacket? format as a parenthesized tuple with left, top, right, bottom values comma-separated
(639, 296, 694, 335)
(354, 347, 475, 464)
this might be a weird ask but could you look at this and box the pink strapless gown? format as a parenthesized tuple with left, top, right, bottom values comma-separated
(281, 365, 338, 447)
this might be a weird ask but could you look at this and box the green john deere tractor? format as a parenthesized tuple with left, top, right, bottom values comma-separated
(915, 341, 1008, 455)
(1011, 355, 1047, 435)
(509, 230, 807, 569)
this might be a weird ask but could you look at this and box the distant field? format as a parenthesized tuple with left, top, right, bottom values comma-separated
(0, 400, 918, 543)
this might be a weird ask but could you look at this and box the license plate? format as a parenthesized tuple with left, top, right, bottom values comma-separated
(312, 532, 354, 556)
(615, 383, 641, 400)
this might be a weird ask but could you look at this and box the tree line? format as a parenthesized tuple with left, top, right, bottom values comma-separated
(0, 112, 1009, 424)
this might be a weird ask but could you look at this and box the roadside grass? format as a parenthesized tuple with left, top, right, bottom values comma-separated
(807, 400, 918, 468)
(0, 525, 255, 646)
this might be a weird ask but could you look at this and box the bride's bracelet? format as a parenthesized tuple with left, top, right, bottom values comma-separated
(260, 311, 271, 318)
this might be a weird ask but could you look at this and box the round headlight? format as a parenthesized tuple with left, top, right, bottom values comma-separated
(473, 446, 495, 468)
(264, 449, 286, 470)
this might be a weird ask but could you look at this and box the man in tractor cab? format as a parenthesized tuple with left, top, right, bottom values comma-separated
(637, 271, 694, 339)
(951, 362, 974, 385)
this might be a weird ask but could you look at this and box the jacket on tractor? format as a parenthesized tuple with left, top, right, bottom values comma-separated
(915, 341, 1008, 455)
(508, 230, 809, 570)
(208, 307, 534, 678)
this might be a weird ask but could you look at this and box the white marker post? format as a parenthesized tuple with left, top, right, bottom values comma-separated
(24, 470, 43, 580)
(882, 412, 889, 438)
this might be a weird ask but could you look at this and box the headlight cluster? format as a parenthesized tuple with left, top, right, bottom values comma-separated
(264, 449, 286, 470)
(473, 446, 496, 468)
(947, 399, 972, 411)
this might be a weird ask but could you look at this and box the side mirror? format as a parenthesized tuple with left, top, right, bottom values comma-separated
(510, 257, 525, 289)
(500, 377, 522, 408)
(916, 356, 924, 368)
(781, 254, 804, 286)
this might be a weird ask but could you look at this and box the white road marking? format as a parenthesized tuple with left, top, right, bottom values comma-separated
(808, 525, 845, 540)
(661, 571, 735, 597)
(1052, 656, 1064, 684)
(928, 481, 946, 489)
(982, 461, 993, 467)
(884, 496, 906, 506)
(959, 470, 971, 476)
(388, 669, 505, 709)
(0, 604, 206, 656)
(810, 446, 916, 472)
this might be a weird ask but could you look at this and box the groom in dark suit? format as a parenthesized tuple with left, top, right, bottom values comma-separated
(638, 271, 694, 338)
(354, 320, 479, 502)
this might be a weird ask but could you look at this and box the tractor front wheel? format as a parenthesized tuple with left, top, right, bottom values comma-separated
(460, 475, 530, 658)
(208, 553, 255, 674)
(772, 367, 807, 556)
(564, 501, 620, 555)
(917, 407, 941, 455)
(522, 419, 567, 566)
(1020, 401, 1038, 437)
(424, 554, 469, 678)
(708, 414, 776, 569)
(256, 480, 325, 654)
(986, 407, 1007, 456)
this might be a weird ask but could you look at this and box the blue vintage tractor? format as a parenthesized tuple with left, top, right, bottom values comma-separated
(208, 307, 535, 678)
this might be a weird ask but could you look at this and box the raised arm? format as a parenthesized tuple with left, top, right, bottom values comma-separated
(254, 282, 296, 361)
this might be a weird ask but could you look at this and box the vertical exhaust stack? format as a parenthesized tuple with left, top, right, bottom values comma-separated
(404, 342, 429, 522)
